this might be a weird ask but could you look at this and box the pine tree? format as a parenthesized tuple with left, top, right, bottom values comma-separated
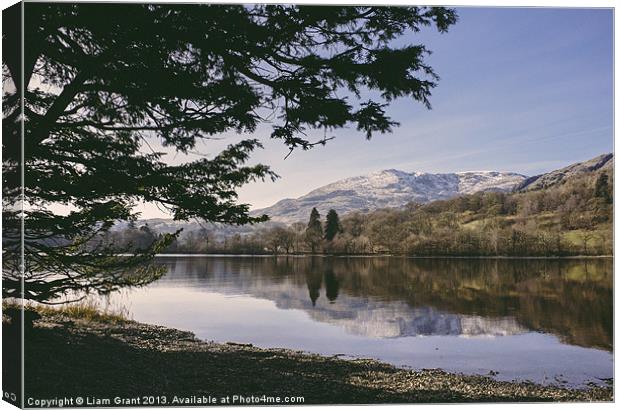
(595, 173, 612, 204)
(307, 208, 323, 234)
(324, 209, 343, 241)
(2, 3, 457, 302)
(305, 208, 324, 253)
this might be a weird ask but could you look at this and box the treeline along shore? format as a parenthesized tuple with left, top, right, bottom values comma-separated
(101, 167, 613, 257)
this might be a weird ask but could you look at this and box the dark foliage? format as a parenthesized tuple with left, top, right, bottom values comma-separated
(305, 207, 324, 253)
(324, 209, 342, 241)
(595, 173, 612, 204)
(2, 4, 456, 302)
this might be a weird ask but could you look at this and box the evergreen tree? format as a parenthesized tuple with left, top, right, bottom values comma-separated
(324, 209, 343, 241)
(307, 208, 323, 234)
(305, 208, 324, 253)
(595, 173, 612, 204)
(2, 3, 457, 302)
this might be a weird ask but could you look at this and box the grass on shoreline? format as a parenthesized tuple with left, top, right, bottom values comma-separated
(4, 305, 613, 404)
(3, 299, 127, 324)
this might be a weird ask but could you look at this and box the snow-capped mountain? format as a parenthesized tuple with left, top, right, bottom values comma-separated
(252, 169, 526, 223)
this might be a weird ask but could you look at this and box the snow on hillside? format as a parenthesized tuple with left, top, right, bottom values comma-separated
(252, 169, 526, 224)
(136, 153, 612, 233)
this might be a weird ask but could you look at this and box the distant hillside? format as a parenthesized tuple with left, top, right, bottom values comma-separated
(516, 153, 613, 192)
(252, 169, 526, 223)
(321, 153, 613, 257)
(133, 153, 613, 253)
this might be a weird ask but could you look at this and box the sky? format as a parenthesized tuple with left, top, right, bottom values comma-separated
(138, 7, 614, 219)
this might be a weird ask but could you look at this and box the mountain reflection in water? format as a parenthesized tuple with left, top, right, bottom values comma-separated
(105, 256, 612, 386)
(154, 256, 611, 351)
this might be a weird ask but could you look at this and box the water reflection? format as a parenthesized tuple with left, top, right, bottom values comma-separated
(154, 256, 612, 351)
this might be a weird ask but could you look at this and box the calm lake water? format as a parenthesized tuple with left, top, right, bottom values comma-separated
(104, 256, 613, 387)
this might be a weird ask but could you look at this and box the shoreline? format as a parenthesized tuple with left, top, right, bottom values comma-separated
(152, 253, 614, 259)
(16, 312, 613, 404)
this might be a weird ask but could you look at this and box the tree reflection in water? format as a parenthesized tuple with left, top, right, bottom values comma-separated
(159, 256, 612, 351)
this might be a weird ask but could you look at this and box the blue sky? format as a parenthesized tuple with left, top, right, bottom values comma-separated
(141, 7, 614, 218)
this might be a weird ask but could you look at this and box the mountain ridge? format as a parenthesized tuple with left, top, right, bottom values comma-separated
(251, 153, 613, 224)
(251, 169, 527, 223)
(138, 153, 612, 233)
(515, 153, 613, 192)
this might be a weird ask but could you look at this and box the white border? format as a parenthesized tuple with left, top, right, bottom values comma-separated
(0, 1, 616, 410)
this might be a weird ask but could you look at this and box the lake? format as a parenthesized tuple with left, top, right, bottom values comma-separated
(104, 256, 613, 387)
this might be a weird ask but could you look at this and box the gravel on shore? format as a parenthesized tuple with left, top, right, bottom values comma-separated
(13, 312, 614, 405)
